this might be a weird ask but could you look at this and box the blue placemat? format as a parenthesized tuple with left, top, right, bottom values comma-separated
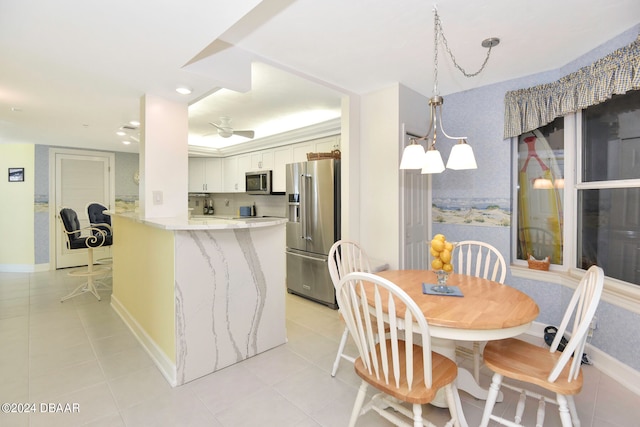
(422, 283, 464, 297)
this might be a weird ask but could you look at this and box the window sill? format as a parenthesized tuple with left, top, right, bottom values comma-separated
(511, 265, 640, 314)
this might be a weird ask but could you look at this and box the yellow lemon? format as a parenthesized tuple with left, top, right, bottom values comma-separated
(440, 249, 451, 263)
(444, 241, 454, 251)
(442, 263, 453, 273)
(433, 233, 446, 242)
(432, 258, 443, 270)
(430, 239, 444, 252)
(430, 247, 440, 257)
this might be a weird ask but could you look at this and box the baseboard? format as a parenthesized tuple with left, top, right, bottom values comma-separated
(526, 321, 640, 396)
(110, 295, 177, 387)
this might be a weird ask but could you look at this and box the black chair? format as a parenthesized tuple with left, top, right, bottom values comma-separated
(59, 207, 112, 302)
(86, 202, 113, 266)
(87, 202, 111, 235)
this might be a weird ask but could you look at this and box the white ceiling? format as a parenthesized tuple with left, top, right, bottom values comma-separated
(1, 0, 639, 154)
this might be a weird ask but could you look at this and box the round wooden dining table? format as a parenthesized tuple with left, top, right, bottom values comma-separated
(375, 270, 540, 341)
(372, 270, 540, 427)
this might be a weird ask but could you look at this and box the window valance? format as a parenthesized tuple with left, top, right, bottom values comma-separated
(504, 35, 640, 139)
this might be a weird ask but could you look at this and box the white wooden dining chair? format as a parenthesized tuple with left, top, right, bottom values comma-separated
(452, 240, 507, 383)
(327, 240, 372, 377)
(336, 271, 460, 427)
(480, 265, 604, 427)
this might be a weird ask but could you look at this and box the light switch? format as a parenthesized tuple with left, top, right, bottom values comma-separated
(153, 191, 163, 205)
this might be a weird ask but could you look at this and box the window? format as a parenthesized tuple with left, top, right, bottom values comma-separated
(515, 90, 640, 286)
(516, 118, 565, 265)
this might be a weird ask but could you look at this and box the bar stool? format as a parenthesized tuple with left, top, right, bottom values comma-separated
(59, 207, 112, 302)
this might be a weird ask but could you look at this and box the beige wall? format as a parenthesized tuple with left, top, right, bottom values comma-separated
(359, 85, 402, 268)
(0, 144, 35, 268)
(111, 215, 176, 363)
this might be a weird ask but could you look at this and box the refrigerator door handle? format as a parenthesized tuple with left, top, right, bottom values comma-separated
(301, 173, 313, 241)
(287, 250, 327, 262)
(300, 174, 306, 240)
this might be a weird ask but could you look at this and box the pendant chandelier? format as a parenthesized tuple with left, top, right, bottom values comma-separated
(400, 7, 499, 174)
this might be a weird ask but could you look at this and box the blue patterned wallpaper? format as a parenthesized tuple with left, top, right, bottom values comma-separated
(432, 24, 640, 371)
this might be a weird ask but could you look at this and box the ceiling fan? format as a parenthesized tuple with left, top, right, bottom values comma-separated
(208, 116, 255, 139)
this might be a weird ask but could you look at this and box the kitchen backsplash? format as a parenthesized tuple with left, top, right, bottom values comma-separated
(188, 192, 287, 217)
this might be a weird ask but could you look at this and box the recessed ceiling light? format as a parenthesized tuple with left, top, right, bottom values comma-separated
(122, 140, 132, 145)
(129, 120, 140, 127)
(116, 131, 126, 136)
(176, 86, 192, 95)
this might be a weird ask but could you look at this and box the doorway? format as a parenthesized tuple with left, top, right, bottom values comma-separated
(51, 149, 115, 269)
(399, 129, 432, 269)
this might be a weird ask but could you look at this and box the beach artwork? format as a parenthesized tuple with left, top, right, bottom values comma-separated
(432, 198, 511, 227)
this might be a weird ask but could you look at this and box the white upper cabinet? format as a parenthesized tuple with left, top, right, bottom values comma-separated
(314, 136, 340, 153)
(224, 154, 251, 192)
(189, 157, 222, 192)
(292, 142, 313, 163)
(250, 150, 274, 171)
(292, 136, 340, 163)
(189, 135, 340, 194)
(273, 146, 293, 192)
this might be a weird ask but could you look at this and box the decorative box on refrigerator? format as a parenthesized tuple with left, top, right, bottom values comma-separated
(286, 159, 340, 308)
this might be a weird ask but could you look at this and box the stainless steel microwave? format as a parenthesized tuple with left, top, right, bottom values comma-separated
(245, 170, 272, 195)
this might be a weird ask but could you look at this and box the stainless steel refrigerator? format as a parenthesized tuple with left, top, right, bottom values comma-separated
(286, 159, 340, 308)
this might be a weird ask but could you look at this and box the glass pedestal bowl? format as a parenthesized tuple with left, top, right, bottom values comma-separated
(431, 269, 455, 294)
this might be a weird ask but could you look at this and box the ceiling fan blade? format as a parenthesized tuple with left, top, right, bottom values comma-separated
(233, 130, 255, 139)
(209, 122, 222, 130)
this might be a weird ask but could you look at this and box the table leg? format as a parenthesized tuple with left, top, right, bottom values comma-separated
(430, 338, 469, 427)
(429, 338, 504, 427)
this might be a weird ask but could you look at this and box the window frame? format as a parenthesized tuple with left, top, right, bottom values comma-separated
(511, 111, 640, 313)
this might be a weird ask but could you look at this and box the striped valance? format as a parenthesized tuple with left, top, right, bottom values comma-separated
(504, 35, 640, 139)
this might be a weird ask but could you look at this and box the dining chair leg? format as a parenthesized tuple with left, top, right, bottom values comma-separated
(348, 381, 368, 427)
(332, 327, 350, 376)
(411, 403, 423, 427)
(479, 373, 503, 427)
(566, 395, 580, 427)
(556, 394, 575, 427)
(444, 383, 461, 427)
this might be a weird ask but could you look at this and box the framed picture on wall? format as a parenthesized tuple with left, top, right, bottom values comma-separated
(8, 167, 24, 182)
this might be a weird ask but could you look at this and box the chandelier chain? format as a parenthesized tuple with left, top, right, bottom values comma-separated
(434, 10, 494, 80)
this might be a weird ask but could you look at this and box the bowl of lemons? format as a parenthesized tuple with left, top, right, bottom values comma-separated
(429, 234, 456, 293)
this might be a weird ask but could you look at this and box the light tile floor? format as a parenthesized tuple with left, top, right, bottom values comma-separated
(1, 269, 639, 426)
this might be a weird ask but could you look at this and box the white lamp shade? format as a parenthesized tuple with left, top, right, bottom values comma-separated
(400, 143, 426, 169)
(421, 149, 445, 174)
(446, 142, 477, 170)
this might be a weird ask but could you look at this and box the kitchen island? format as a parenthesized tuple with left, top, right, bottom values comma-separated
(109, 213, 287, 386)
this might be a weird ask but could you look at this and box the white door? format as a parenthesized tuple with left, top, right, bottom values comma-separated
(400, 131, 432, 269)
(54, 150, 114, 269)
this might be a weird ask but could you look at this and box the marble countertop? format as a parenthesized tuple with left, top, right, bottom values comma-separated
(109, 212, 287, 230)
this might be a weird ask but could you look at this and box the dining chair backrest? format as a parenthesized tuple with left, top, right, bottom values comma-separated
(328, 240, 372, 287)
(547, 265, 603, 383)
(453, 240, 507, 284)
(336, 271, 434, 390)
